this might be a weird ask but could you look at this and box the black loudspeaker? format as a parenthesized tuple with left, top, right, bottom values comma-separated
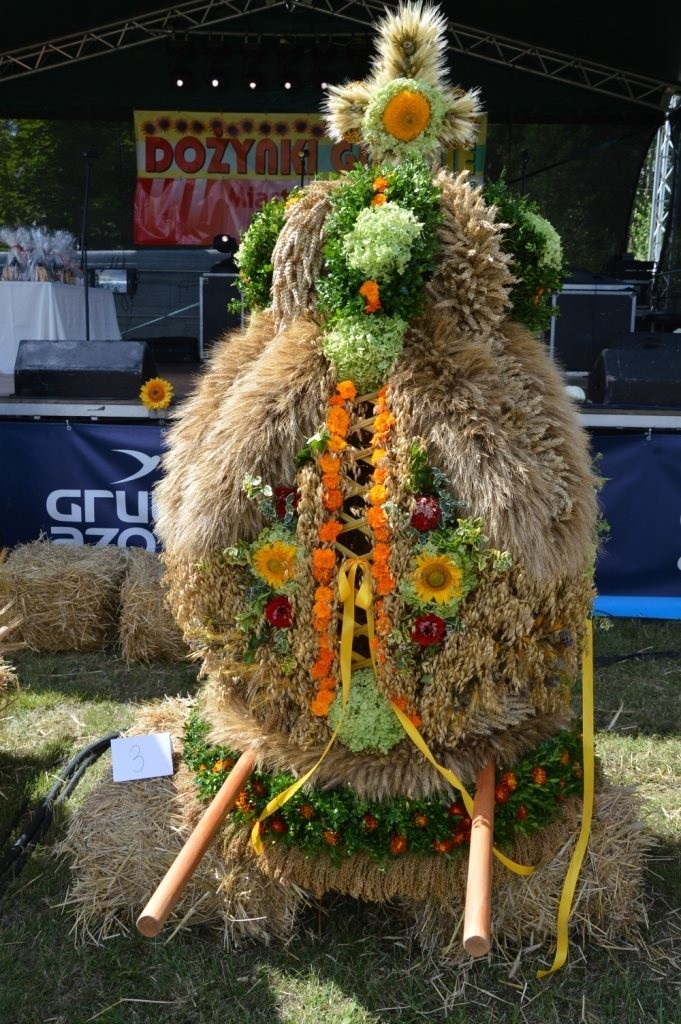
(199, 274, 243, 357)
(587, 347, 681, 407)
(549, 286, 635, 371)
(14, 339, 159, 399)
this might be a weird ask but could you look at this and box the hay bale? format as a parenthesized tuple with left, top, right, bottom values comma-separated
(118, 548, 189, 663)
(0, 541, 126, 651)
(0, 600, 22, 708)
(58, 697, 651, 962)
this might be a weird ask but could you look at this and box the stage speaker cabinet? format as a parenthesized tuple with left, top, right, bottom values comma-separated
(549, 284, 636, 372)
(13, 339, 159, 400)
(199, 274, 243, 358)
(588, 347, 681, 407)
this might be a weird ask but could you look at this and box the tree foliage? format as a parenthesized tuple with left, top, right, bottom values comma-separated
(0, 119, 136, 249)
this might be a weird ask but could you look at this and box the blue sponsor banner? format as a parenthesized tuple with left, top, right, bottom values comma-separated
(1, 421, 680, 616)
(0, 421, 166, 550)
(591, 431, 681, 618)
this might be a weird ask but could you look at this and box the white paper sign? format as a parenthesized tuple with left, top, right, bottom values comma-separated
(110, 733, 174, 783)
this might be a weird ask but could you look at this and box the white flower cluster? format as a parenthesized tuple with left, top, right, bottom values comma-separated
(322, 313, 408, 393)
(342, 204, 424, 280)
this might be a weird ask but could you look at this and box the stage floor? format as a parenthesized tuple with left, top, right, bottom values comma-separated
(0, 363, 202, 420)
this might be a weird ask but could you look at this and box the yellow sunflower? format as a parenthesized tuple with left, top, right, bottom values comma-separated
(382, 89, 431, 142)
(412, 553, 462, 604)
(252, 541, 297, 589)
(139, 377, 174, 411)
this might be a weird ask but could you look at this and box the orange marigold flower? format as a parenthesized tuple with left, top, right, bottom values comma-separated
(328, 394, 346, 406)
(367, 484, 388, 506)
(312, 548, 336, 582)
(327, 406, 350, 436)
(270, 815, 287, 834)
(212, 757, 233, 773)
(389, 834, 408, 855)
(392, 695, 408, 712)
(373, 176, 389, 192)
(371, 447, 387, 464)
(373, 411, 395, 434)
(323, 488, 344, 512)
(359, 279, 381, 314)
(299, 803, 316, 820)
(560, 748, 570, 764)
(372, 466, 389, 485)
(501, 771, 518, 791)
(414, 812, 428, 828)
(516, 805, 528, 821)
(318, 675, 337, 692)
(327, 433, 347, 452)
(373, 541, 390, 563)
(318, 519, 344, 543)
(362, 813, 378, 831)
(322, 472, 342, 490)
(367, 506, 387, 529)
(495, 783, 510, 804)
(323, 829, 339, 845)
(336, 380, 357, 400)
(434, 837, 454, 854)
(409, 713, 422, 728)
(314, 585, 334, 604)
(235, 790, 253, 813)
(371, 193, 387, 207)
(319, 452, 340, 473)
(532, 766, 547, 785)
(311, 691, 335, 717)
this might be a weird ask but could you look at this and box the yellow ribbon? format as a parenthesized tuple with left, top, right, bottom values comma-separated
(536, 617, 595, 978)
(250, 557, 373, 854)
(390, 702, 535, 877)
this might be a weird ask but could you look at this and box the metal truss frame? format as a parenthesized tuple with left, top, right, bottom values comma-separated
(0, 0, 678, 112)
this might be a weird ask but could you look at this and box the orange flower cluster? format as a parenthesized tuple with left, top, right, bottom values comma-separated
(392, 694, 422, 728)
(371, 193, 387, 207)
(373, 176, 389, 193)
(359, 279, 381, 313)
(310, 381, 358, 716)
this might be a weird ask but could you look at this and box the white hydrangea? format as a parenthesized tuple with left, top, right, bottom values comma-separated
(342, 204, 423, 280)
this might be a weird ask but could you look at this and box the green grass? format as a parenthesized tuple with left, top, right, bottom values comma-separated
(0, 621, 679, 1024)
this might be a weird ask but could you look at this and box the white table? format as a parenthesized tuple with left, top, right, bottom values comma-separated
(0, 281, 121, 374)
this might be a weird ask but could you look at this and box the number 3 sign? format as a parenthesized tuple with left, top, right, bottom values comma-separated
(110, 734, 174, 782)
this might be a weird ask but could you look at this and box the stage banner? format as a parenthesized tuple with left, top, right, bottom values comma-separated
(133, 110, 358, 245)
(591, 431, 681, 614)
(0, 421, 165, 551)
(133, 109, 487, 245)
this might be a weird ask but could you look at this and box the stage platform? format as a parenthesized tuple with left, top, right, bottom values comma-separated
(0, 363, 201, 420)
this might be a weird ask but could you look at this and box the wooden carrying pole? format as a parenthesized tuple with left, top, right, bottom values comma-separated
(136, 748, 255, 938)
(463, 756, 496, 957)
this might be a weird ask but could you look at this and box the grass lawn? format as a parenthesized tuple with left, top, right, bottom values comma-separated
(0, 618, 679, 1024)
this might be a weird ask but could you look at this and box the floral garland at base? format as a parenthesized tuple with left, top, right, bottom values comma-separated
(184, 711, 586, 865)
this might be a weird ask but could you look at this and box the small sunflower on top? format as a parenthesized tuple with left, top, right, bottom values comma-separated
(323, 2, 481, 165)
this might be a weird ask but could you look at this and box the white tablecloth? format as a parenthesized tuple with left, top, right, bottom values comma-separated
(0, 282, 121, 373)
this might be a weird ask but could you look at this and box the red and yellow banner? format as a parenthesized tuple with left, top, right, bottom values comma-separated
(133, 110, 487, 246)
(133, 110, 359, 245)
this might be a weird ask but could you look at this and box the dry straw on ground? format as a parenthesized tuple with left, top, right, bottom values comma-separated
(0, 599, 22, 708)
(58, 696, 652, 964)
(117, 548, 189, 664)
(0, 540, 127, 651)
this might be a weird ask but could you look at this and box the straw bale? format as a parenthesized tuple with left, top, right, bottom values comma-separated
(0, 540, 127, 651)
(118, 548, 189, 664)
(59, 697, 650, 961)
(56, 697, 303, 946)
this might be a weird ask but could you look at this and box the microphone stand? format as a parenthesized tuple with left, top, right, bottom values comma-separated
(80, 150, 98, 341)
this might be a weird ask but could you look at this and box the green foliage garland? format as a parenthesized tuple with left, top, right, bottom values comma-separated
(483, 176, 568, 335)
(229, 194, 289, 313)
(184, 711, 586, 865)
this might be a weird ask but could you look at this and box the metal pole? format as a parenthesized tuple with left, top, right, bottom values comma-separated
(80, 150, 98, 340)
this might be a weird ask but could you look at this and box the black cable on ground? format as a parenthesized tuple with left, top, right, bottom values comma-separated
(594, 649, 681, 667)
(0, 731, 120, 899)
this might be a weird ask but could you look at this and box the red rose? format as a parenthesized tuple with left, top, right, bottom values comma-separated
(411, 613, 446, 646)
(264, 595, 293, 628)
(274, 485, 300, 518)
(410, 495, 441, 532)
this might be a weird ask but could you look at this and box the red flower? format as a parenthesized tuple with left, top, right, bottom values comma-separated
(433, 837, 454, 854)
(410, 495, 441, 532)
(274, 485, 300, 518)
(323, 829, 339, 845)
(448, 801, 465, 817)
(298, 803, 315, 820)
(411, 614, 447, 646)
(495, 783, 511, 804)
(264, 596, 293, 629)
(532, 766, 547, 785)
(501, 771, 518, 791)
(413, 812, 428, 828)
(389, 834, 407, 855)
(362, 813, 378, 831)
(516, 805, 528, 821)
(270, 815, 288, 834)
